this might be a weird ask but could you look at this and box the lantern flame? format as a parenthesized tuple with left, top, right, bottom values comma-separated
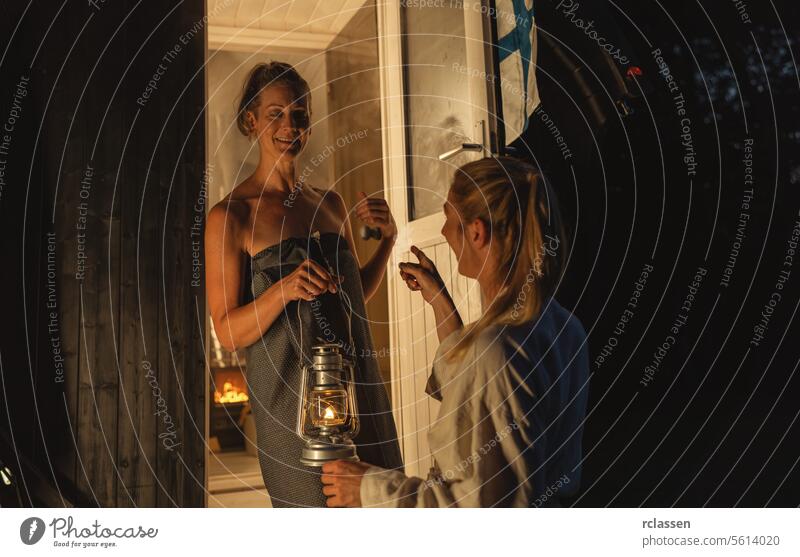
(323, 405, 336, 420)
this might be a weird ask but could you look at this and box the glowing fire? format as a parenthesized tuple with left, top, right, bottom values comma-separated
(214, 381, 249, 404)
(323, 406, 336, 420)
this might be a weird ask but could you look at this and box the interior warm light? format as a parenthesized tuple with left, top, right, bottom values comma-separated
(214, 381, 249, 404)
(323, 406, 336, 420)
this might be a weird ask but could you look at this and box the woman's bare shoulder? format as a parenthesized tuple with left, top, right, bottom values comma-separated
(307, 184, 336, 199)
(207, 193, 250, 232)
(307, 185, 347, 215)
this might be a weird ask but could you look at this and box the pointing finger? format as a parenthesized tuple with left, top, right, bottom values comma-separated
(410, 245, 430, 263)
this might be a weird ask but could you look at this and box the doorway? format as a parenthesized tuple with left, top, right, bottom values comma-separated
(377, 0, 497, 479)
(204, 0, 388, 507)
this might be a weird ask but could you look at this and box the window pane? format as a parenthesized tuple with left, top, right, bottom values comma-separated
(402, 3, 473, 220)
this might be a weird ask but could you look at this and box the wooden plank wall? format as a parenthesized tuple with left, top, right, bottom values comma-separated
(0, 0, 206, 507)
(396, 239, 483, 478)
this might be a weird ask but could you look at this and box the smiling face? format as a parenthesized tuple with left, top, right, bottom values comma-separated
(246, 84, 311, 161)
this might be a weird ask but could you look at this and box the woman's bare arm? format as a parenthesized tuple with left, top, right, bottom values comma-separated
(399, 246, 463, 342)
(205, 202, 337, 351)
(331, 190, 396, 302)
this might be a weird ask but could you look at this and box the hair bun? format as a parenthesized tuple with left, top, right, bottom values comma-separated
(235, 61, 311, 138)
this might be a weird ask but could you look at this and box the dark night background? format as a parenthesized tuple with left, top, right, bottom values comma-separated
(520, 0, 800, 506)
(0, 0, 798, 507)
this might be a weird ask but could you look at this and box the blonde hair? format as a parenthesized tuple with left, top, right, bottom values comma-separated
(446, 156, 567, 362)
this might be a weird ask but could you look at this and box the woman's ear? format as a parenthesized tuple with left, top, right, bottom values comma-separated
(246, 110, 257, 138)
(468, 218, 490, 249)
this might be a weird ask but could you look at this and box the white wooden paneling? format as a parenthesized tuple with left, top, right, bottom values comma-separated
(427, 242, 453, 420)
(378, 0, 490, 480)
(394, 240, 481, 478)
(395, 251, 418, 471)
(409, 268, 431, 472)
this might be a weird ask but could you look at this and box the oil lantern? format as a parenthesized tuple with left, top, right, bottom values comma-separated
(297, 344, 360, 466)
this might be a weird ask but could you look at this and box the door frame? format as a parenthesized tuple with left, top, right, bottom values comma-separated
(375, 0, 409, 446)
(376, 0, 498, 469)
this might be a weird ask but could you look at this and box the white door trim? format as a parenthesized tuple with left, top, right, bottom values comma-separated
(377, 0, 492, 475)
(376, 0, 411, 463)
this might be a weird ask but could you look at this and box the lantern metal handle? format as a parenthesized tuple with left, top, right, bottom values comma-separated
(342, 357, 360, 438)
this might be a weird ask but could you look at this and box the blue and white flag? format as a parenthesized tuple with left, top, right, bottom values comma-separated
(496, 0, 540, 143)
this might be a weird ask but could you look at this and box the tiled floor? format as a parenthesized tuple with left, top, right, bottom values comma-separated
(207, 450, 272, 508)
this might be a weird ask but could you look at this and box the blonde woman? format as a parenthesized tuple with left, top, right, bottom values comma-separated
(321, 156, 590, 507)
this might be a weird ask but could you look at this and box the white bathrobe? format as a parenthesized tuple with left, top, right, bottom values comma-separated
(360, 298, 590, 507)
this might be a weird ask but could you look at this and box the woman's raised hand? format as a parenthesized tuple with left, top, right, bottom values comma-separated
(279, 258, 340, 302)
(355, 191, 397, 240)
(398, 246, 449, 305)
